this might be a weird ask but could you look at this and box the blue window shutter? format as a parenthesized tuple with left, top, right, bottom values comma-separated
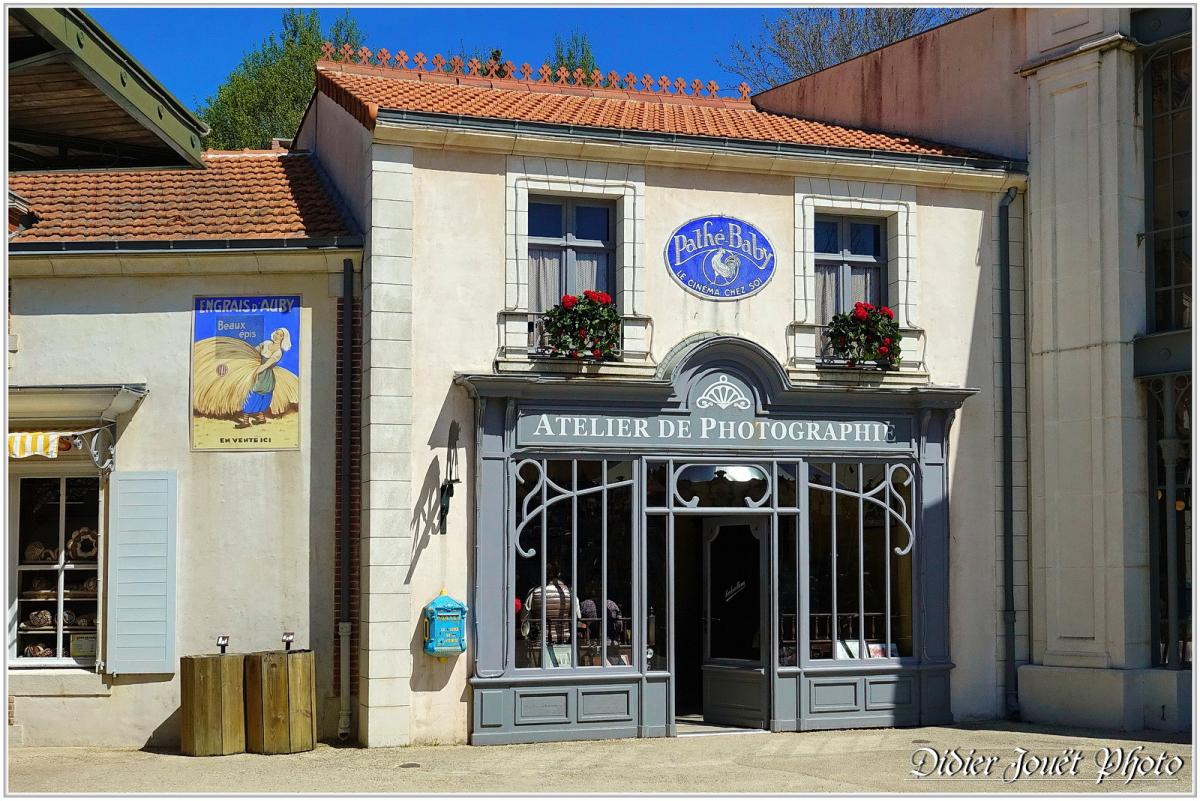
(105, 471, 177, 675)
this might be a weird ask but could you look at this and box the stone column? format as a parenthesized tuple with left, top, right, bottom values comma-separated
(1019, 9, 1158, 729)
(358, 143, 415, 746)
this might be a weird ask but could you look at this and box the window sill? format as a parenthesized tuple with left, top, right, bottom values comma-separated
(494, 355, 658, 378)
(8, 666, 110, 697)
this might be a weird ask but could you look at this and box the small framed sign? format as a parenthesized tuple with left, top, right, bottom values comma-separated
(70, 633, 97, 658)
(664, 215, 777, 301)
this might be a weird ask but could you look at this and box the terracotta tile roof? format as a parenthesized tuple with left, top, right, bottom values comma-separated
(315, 54, 994, 160)
(7, 151, 356, 244)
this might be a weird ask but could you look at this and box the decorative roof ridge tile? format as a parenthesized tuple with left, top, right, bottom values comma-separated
(317, 42, 754, 106)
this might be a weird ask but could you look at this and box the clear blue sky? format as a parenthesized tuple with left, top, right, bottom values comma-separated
(84, 7, 782, 112)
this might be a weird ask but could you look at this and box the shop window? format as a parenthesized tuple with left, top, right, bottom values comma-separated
(1148, 373, 1192, 667)
(527, 197, 617, 347)
(514, 458, 635, 670)
(778, 515, 798, 666)
(673, 464, 770, 508)
(11, 476, 101, 665)
(1145, 42, 1192, 332)
(646, 516, 669, 672)
(813, 215, 886, 324)
(807, 461, 914, 661)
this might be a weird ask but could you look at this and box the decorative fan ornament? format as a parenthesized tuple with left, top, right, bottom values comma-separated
(695, 375, 752, 411)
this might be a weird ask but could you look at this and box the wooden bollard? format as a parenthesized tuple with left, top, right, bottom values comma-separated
(180, 653, 246, 756)
(244, 650, 317, 754)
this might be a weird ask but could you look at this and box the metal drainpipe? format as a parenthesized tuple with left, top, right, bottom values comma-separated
(337, 257, 354, 741)
(998, 187, 1020, 719)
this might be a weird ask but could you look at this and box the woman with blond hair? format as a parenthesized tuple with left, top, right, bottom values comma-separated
(237, 327, 291, 428)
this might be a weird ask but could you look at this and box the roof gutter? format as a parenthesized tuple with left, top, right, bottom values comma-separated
(9, 236, 364, 255)
(376, 108, 1027, 175)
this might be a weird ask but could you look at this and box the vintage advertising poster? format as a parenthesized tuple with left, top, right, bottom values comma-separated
(191, 295, 301, 451)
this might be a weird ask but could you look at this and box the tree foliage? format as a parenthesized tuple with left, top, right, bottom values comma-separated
(450, 41, 504, 70)
(720, 8, 975, 92)
(548, 31, 599, 79)
(199, 9, 363, 150)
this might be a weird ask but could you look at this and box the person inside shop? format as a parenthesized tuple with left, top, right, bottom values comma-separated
(579, 578, 627, 665)
(520, 559, 579, 667)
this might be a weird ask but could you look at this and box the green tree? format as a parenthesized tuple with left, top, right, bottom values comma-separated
(721, 8, 975, 92)
(448, 41, 504, 72)
(199, 9, 364, 150)
(548, 31, 599, 82)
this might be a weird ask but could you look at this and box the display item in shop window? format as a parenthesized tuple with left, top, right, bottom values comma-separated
(578, 582, 626, 645)
(82, 576, 98, 592)
(66, 527, 99, 561)
(520, 560, 580, 647)
(27, 609, 52, 628)
(23, 541, 55, 563)
(29, 576, 51, 592)
(23, 643, 56, 658)
(55, 610, 76, 627)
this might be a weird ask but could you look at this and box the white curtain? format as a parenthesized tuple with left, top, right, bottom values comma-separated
(851, 265, 881, 307)
(574, 251, 610, 297)
(528, 247, 562, 314)
(815, 263, 839, 323)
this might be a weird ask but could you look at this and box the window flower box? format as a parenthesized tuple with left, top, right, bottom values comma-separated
(822, 302, 902, 370)
(536, 290, 621, 361)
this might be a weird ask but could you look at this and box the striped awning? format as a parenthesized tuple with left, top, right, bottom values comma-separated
(8, 431, 69, 459)
(7, 427, 105, 460)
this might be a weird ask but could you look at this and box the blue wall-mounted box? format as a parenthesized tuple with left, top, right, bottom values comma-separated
(423, 593, 468, 657)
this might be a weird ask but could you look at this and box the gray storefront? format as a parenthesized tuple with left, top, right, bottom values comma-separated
(459, 336, 973, 744)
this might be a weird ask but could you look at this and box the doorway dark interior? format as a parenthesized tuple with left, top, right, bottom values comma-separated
(674, 518, 703, 718)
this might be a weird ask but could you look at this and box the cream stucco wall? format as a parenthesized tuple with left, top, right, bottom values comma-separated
(7, 264, 344, 746)
(408, 149, 506, 743)
(395, 144, 1012, 740)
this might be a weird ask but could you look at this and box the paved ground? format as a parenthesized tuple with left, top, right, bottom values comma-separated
(8, 722, 1193, 794)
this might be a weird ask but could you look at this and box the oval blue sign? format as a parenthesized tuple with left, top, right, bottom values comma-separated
(664, 215, 777, 301)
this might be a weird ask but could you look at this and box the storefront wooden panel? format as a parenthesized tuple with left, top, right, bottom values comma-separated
(577, 687, 633, 722)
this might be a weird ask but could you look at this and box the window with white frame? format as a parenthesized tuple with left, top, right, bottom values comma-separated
(813, 215, 887, 323)
(11, 475, 101, 665)
(527, 196, 616, 347)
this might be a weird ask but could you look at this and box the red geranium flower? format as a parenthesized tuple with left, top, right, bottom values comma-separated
(599, 291, 612, 305)
(577, 328, 587, 337)
(853, 308, 869, 321)
(561, 294, 577, 310)
(881, 306, 894, 319)
(883, 337, 892, 345)
(879, 345, 889, 355)
(864, 303, 875, 311)
(592, 349, 602, 358)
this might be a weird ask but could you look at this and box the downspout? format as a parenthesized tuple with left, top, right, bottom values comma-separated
(337, 256, 354, 741)
(998, 187, 1020, 719)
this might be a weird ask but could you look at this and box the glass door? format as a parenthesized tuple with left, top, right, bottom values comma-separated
(701, 517, 768, 728)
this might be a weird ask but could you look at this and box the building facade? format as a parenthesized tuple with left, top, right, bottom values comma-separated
(295, 48, 1026, 745)
(8, 7, 1188, 750)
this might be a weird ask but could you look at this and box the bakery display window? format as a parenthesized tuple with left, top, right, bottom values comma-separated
(11, 476, 101, 666)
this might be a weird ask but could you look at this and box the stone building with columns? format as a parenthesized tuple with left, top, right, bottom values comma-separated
(758, 6, 1193, 732)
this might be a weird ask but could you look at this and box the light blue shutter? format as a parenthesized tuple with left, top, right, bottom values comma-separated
(105, 471, 177, 675)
